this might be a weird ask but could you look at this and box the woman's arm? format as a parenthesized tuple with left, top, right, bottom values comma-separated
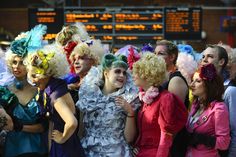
(22, 123, 45, 133)
(115, 96, 137, 143)
(124, 113, 137, 143)
(168, 76, 188, 103)
(157, 93, 185, 157)
(52, 93, 78, 144)
(214, 102, 231, 150)
(0, 108, 45, 133)
(0, 108, 13, 131)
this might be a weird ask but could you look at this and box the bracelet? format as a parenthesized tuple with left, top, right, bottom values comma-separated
(127, 114, 135, 118)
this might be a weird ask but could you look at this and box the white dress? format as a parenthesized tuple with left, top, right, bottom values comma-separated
(76, 66, 140, 157)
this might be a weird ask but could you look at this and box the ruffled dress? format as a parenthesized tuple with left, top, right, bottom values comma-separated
(76, 66, 140, 157)
(0, 85, 48, 157)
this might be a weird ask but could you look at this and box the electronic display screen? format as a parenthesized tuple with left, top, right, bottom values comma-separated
(164, 7, 202, 40)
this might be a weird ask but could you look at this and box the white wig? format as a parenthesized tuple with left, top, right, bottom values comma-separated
(176, 52, 198, 85)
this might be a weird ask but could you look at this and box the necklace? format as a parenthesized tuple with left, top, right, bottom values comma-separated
(14, 78, 28, 90)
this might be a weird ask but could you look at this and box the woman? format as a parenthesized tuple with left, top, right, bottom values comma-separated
(1, 25, 48, 157)
(25, 44, 85, 157)
(186, 63, 230, 157)
(76, 53, 140, 157)
(132, 53, 188, 157)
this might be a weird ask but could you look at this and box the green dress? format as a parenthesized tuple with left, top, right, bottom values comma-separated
(0, 86, 48, 157)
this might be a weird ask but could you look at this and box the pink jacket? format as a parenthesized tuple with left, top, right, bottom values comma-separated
(186, 101, 231, 157)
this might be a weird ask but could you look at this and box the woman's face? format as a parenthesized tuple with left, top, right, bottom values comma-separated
(12, 56, 27, 79)
(132, 73, 146, 88)
(27, 67, 42, 87)
(190, 72, 206, 99)
(72, 54, 94, 76)
(104, 67, 127, 89)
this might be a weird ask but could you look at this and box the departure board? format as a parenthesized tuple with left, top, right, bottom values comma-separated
(115, 13, 163, 23)
(113, 8, 164, 46)
(114, 35, 163, 45)
(65, 12, 112, 23)
(64, 7, 165, 47)
(64, 8, 113, 38)
(164, 7, 202, 40)
(28, 8, 64, 40)
(28, 7, 202, 48)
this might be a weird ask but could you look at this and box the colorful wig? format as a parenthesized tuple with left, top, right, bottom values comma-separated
(5, 24, 47, 73)
(102, 53, 128, 71)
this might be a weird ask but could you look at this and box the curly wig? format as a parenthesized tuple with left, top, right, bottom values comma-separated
(132, 52, 167, 87)
(25, 44, 69, 79)
(70, 40, 105, 65)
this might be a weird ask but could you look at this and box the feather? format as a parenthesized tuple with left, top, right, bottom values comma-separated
(26, 24, 47, 53)
(72, 22, 90, 42)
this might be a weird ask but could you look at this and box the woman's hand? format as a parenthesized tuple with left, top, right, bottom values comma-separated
(0, 108, 13, 131)
(51, 130, 66, 144)
(68, 83, 79, 90)
(115, 96, 134, 116)
(116, 96, 137, 143)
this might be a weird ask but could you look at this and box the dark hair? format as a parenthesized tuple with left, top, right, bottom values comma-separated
(206, 44, 228, 69)
(156, 40, 178, 64)
(203, 73, 224, 108)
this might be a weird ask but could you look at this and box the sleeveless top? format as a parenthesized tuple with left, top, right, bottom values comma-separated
(162, 70, 189, 108)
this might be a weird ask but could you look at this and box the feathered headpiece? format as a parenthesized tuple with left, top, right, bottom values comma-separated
(199, 64, 217, 81)
(141, 43, 154, 53)
(127, 46, 140, 70)
(10, 24, 47, 58)
(177, 44, 202, 62)
(115, 45, 139, 57)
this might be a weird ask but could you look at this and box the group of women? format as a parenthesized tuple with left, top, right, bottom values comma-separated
(0, 23, 234, 157)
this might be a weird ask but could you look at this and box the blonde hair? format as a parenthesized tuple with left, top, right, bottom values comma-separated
(132, 52, 167, 86)
(56, 23, 90, 46)
(5, 49, 22, 73)
(56, 25, 79, 46)
(70, 40, 105, 65)
(25, 44, 69, 79)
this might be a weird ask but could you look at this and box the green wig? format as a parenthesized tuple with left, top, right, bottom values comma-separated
(102, 53, 128, 70)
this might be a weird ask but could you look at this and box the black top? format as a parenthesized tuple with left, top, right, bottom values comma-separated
(162, 70, 189, 109)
